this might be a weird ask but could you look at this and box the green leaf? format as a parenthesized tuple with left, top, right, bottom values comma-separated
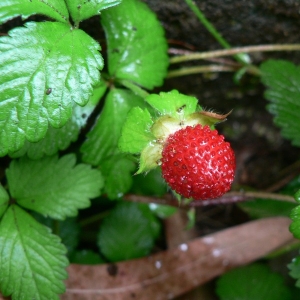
(0, 0, 69, 24)
(0, 185, 9, 218)
(118, 107, 154, 154)
(289, 205, 300, 239)
(288, 254, 300, 288)
(0, 21, 103, 155)
(238, 199, 297, 219)
(260, 60, 300, 147)
(131, 168, 168, 197)
(101, 0, 169, 89)
(6, 154, 103, 220)
(149, 203, 177, 219)
(146, 90, 199, 119)
(66, 0, 121, 23)
(101, 154, 136, 199)
(70, 250, 105, 265)
(81, 88, 146, 166)
(97, 201, 158, 262)
(32, 213, 80, 255)
(0, 205, 68, 300)
(216, 263, 292, 300)
(9, 82, 106, 159)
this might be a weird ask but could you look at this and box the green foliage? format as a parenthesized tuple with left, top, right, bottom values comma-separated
(65, 0, 122, 24)
(101, 0, 169, 89)
(0, 205, 68, 300)
(0, 0, 69, 24)
(216, 263, 292, 300)
(260, 60, 300, 147)
(146, 90, 199, 119)
(288, 254, 300, 288)
(9, 83, 106, 159)
(101, 154, 136, 199)
(0, 185, 9, 218)
(6, 154, 103, 220)
(97, 202, 160, 262)
(0, 21, 103, 155)
(70, 250, 105, 265)
(239, 199, 297, 219)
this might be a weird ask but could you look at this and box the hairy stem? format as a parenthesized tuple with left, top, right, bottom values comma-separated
(170, 44, 300, 64)
(119, 79, 149, 99)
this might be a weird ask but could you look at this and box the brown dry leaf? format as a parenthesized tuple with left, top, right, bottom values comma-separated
(62, 217, 293, 300)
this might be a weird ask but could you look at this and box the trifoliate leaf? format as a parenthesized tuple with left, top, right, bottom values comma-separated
(0, 21, 103, 155)
(32, 213, 80, 255)
(0, 185, 9, 218)
(289, 205, 300, 239)
(0, 0, 69, 24)
(97, 202, 158, 262)
(81, 88, 147, 166)
(101, 0, 169, 89)
(6, 154, 103, 220)
(101, 154, 136, 199)
(0, 205, 68, 300)
(260, 60, 300, 147)
(9, 82, 106, 159)
(65, 0, 121, 24)
(70, 250, 105, 265)
(288, 254, 300, 288)
(146, 90, 199, 119)
(118, 107, 154, 154)
(216, 263, 292, 300)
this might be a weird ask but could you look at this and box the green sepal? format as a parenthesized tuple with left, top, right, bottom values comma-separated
(137, 142, 163, 174)
(118, 107, 154, 154)
(146, 90, 199, 119)
(0, 185, 9, 218)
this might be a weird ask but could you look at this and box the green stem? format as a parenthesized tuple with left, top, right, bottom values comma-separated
(119, 79, 149, 99)
(79, 211, 110, 227)
(184, 0, 250, 65)
(170, 44, 300, 64)
(167, 64, 237, 78)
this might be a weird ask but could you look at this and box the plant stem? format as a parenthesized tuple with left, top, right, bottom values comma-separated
(119, 79, 149, 99)
(167, 64, 237, 78)
(170, 44, 300, 64)
(184, 0, 250, 65)
(79, 211, 110, 227)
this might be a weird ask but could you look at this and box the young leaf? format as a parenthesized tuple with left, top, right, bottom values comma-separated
(101, 0, 169, 89)
(0, 0, 69, 24)
(118, 107, 154, 154)
(65, 0, 121, 24)
(0, 21, 103, 155)
(216, 263, 292, 300)
(260, 60, 300, 147)
(0, 185, 9, 218)
(81, 88, 147, 166)
(97, 202, 159, 262)
(288, 254, 300, 288)
(146, 90, 199, 119)
(9, 82, 106, 159)
(101, 154, 136, 199)
(6, 154, 103, 220)
(0, 205, 68, 300)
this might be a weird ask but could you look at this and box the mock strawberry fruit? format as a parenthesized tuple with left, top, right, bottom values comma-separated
(161, 124, 235, 200)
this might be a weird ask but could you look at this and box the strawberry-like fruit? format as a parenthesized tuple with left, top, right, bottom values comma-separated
(161, 124, 235, 200)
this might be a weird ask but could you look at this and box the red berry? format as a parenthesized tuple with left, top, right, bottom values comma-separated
(161, 125, 235, 200)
